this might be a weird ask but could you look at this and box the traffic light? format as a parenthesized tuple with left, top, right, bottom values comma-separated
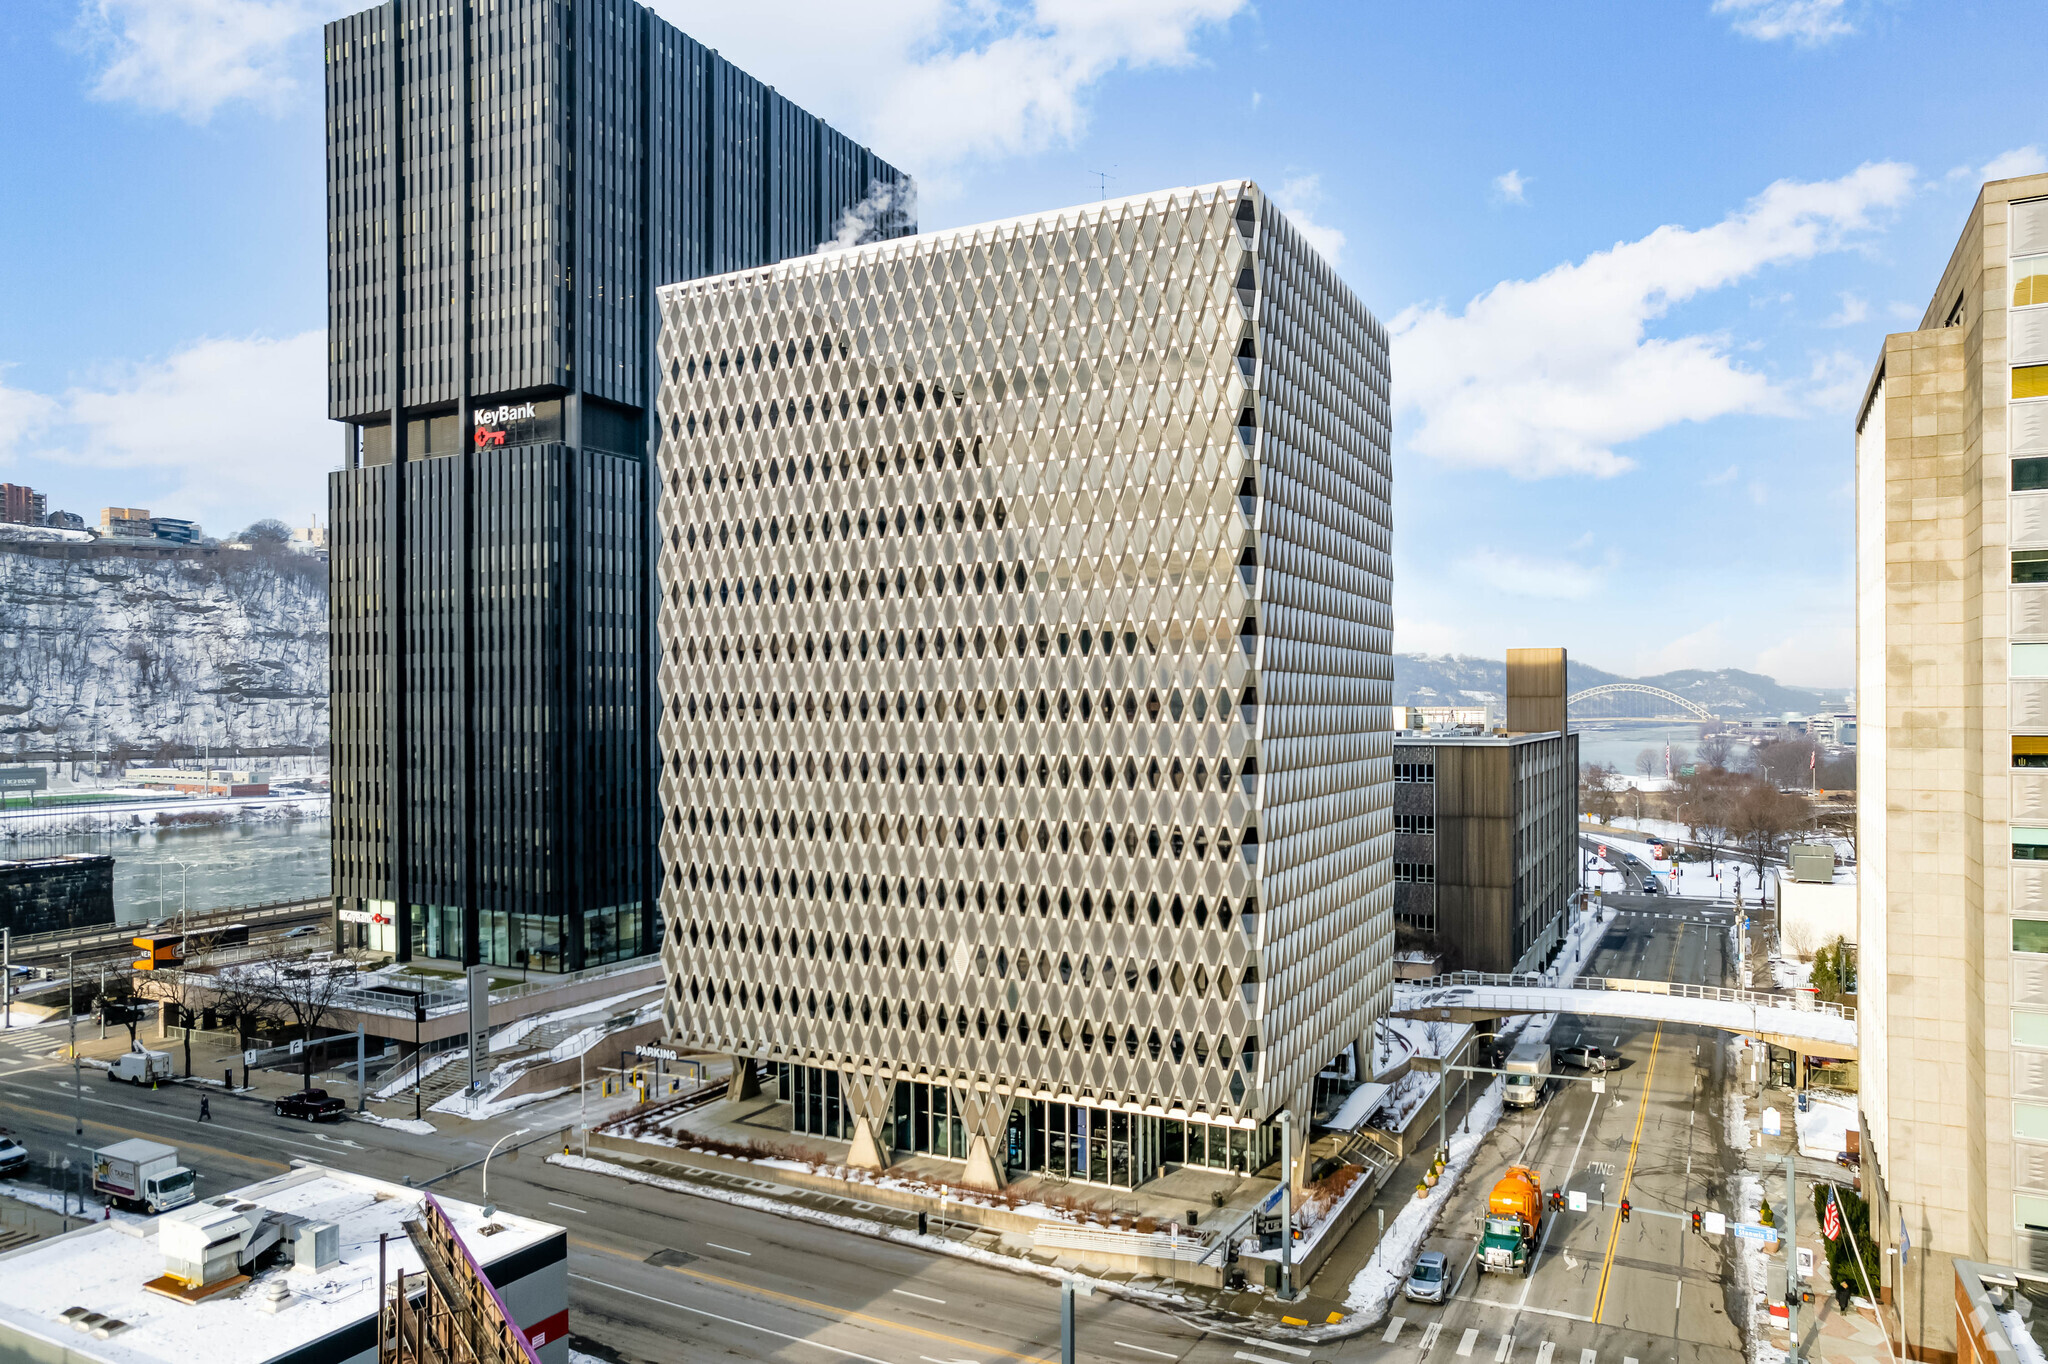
(1620, 1199, 1631, 1223)
(1692, 1209, 1703, 1234)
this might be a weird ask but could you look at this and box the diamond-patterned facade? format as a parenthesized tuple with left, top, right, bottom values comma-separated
(652, 181, 1394, 1186)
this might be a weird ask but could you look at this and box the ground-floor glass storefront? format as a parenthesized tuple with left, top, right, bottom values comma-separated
(781, 1065, 1275, 1190)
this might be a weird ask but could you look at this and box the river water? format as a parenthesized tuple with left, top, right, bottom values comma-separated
(1567, 721, 1716, 775)
(7, 816, 331, 925)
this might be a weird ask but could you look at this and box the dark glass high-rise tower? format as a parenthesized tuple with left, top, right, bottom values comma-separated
(326, 0, 911, 971)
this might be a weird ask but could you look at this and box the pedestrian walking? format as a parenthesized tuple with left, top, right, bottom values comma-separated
(199, 1094, 211, 1122)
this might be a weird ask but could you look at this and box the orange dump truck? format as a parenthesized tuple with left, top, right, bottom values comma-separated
(1478, 1166, 1544, 1275)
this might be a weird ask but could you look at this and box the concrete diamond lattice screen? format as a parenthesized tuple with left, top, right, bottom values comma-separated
(653, 180, 1395, 1189)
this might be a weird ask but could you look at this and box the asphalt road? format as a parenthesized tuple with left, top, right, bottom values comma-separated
(0, 909, 1748, 1364)
(1389, 904, 1747, 1364)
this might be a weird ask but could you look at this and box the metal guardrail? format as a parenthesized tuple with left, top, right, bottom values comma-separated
(1399, 971, 1855, 1023)
(6, 899, 329, 959)
(1032, 1222, 1210, 1262)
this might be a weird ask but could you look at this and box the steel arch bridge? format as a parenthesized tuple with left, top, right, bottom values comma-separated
(1566, 683, 1716, 720)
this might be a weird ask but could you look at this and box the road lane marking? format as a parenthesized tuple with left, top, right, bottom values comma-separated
(1591, 1020, 1665, 1325)
(1113, 1343, 1175, 1359)
(0, 1094, 291, 1170)
(0, 1080, 325, 1153)
(546, 1201, 588, 1214)
(1580, 1353, 1595, 1364)
(705, 1242, 752, 1256)
(1533, 1344, 1553, 1364)
(1232, 1353, 1293, 1364)
(1218, 1337, 1308, 1358)
(619, 1255, 1059, 1364)
(895, 1289, 947, 1305)
(570, 1274, 897, 1364)
(1456, 1329, 1478, 1356)
(1383, 1318, 1406, 1344)
(1419, 1322, 1443, 1353)
(1463, 1301, 1592, 1323)
(1495, 1335, 1513, 1362)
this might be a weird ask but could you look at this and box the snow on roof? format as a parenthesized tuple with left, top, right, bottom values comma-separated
(659, 180, 1257, 296)
(0, 1165, 559, 1364)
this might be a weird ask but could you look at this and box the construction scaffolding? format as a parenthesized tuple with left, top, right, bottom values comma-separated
(378, 1195, 541, 1364)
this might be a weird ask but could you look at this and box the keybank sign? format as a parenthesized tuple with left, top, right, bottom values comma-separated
(475, 402, 538, 427)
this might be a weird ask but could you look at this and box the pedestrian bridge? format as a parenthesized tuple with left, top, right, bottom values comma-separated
(1392, 972, 1857, 1055)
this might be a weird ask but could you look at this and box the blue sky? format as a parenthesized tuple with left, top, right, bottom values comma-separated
(0, 0, 2040, 688)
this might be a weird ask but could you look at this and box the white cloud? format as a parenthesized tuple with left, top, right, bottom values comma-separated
(1703, 464, 1739, 486)
(1803, 347, 1871, 413)
(75, 0, 326, 122)
(1823, 291, 1867, 327)
(1269, 174, 1346, 267)
(1983, 146, 2048, 182)
(1456, 547, 1607, 600)
(76, 0, 1249, 181)
(647, 0, 1247, 178)
(1493, 170, 1530, 205)
(1390, 161, 1914, 478)
(0, 331, 330, 535)
(1711, 0, 1855, 46)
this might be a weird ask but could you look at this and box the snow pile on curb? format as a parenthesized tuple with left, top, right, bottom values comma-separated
(1342, 1079, 1505, 1321)
(0, 1184, 147, 1226)
(432, 1084, 568, 1120)
(354, 1112, 437, 1135)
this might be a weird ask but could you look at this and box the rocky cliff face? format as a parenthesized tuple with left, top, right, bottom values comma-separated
(0, 542, 327, 762)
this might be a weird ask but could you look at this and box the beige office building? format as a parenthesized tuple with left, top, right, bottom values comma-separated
(653, 182, 1394, 1189)
(1857, 171, 2048, 1348)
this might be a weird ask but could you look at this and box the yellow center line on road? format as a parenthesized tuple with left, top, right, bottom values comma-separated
(0, 1098, 291, 1171)
(1591, 1021, 1662, 1324)
(568, 1234, 1061, 1364)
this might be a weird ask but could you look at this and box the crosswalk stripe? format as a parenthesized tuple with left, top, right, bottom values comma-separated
(1495, 1336, 1514, 1363)
(1580, 1352, 1596, 1364)
(1457, 1329, 1478, 1357)
(1534, 1344, 1554, 1364)
(1384, 1318, 1406, 1344)
(1420, 1322, 1443, 1353)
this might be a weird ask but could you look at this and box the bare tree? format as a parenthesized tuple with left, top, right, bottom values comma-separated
(1698, 731, 1734, 771)
(244, 950, 359, 1089)
(1814, 804, 1857, 862)
(1635, 747, 1659, 777)
(1581, 762, 1622, 824)
(139, 931, 223, 1078)
(1729, 782, 1812, 880)
(209, 961, 285, 1051)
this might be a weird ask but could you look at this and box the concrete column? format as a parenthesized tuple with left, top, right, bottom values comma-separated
(847, 1116, 890, 1172)
(961, 1134, 1005, 1190)
(725, 1055, 760, 1101)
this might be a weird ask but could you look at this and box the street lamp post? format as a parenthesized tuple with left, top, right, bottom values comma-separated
(67, 952, 81, 1136)
(481, 1128, 530, 1211)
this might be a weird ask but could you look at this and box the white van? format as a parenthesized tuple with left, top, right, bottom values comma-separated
(108, 1048, 174, 1085)
(1502, 1039, 1553, 1108)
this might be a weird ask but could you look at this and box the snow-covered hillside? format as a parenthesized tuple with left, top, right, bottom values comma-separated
(0, 543, 327, 761)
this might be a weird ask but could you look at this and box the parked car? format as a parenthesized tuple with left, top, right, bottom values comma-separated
(1405, 1249, 1448, 1303)
(275, 1088, 348, 1122)
(0, 1136, 28, 1177)
(1559, 1044, 1611, 1072)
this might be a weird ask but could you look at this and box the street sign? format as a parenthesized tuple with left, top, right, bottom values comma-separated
(1597, 843, 1607, 856)
(1567, 1190, 1588, 1212)
(289, 1038, 304, 1056)
(635, 1044, 680, 1061)
(244, 1049, 258, 1065)
(1732, 1222, 1780, 1243)
(1797, 1247, 1816, 1280)
(0, 766, 48, 792)
(466, 964, 492, 1096)
(1705, 1211, 1727, 1236)
(1592, 1078, 1606, 1094)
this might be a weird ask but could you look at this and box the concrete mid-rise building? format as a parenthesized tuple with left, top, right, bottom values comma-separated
(322, 0, 909, 974)
(653, 182, 1393, 1189)
(1391, 649, 1579, 974)
(1856, 169, 2048, 1351)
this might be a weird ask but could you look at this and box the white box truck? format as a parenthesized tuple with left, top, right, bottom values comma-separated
(1503, 1039, 1553, 1108)
(92, 1138, 195, 1213)
(107, 1048, 174, 1085)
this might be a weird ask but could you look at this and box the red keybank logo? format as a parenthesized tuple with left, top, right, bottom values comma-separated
(474, 402, 536, 448)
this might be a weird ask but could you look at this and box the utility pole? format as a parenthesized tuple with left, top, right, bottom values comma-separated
(3, 928, 11, 1031)
(1278, 1109, 1295, 1300)
(1059, 1276, 1091, 1364)
(1785, 1154, 1800, 1360)
(68, 952, 82, 1136)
